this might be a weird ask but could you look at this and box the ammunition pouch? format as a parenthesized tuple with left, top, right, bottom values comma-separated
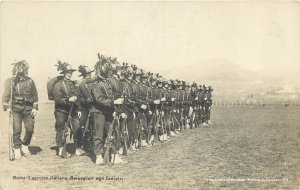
(24, 97, 34, 104)
(14, 97, 33, 105)
(14, 97, 24, 104)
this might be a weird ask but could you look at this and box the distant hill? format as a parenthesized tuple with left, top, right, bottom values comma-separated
(161, 58, 298, 101)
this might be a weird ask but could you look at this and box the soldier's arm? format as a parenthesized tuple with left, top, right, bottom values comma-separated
(53, 83, 69, 105)
(78, 83, 92, 105)
(91, 85, 114, 107)
(2, 78, 11, 111)
(30, 79, 39, 110)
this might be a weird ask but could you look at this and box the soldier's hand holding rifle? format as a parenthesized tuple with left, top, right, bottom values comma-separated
(69, 96, 77, 102)
(154, 99, 160, 104)
(171, 98, 176, 102)
(121, 113, 127, 119)
(141, 104, 147, 110)
(3, 104, 11, 115)
(114, 98, 124, 105)
(30, 109, 37, 117)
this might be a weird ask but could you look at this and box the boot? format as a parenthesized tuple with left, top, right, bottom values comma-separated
(14, 148, 22, 160)
(159, 135, 164, 141)
(170, 131, 175, 137)
(113, 154, 128, 164)
(58, 147, 63, 157)
(21, 145, 30, 155)
(163, 134, 168, 141)
(75, 148, 86, 156)
(119, 147, 124, 155)
(95, 154, 104, 165)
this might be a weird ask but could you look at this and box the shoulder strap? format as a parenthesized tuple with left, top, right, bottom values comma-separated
(100, 81, 109, 98)
(62, 81, 69, 96)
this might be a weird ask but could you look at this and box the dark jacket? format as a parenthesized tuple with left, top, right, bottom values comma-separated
(2, 76, 38, 111)
(53, 79, 78, 114)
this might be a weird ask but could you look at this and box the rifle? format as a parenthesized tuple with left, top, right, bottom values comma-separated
(120, 89, 129, 156)
(145, 89, 152, 145)
(81, 109, 91, 150)
(61, 103, 74, 158)
(8, 77, 15, 161)
(160, 92, 167, 141)
(103, 115, 118, 165)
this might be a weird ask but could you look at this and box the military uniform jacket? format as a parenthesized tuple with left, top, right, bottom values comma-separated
(131, 81, 143, 111)
(2, 76, 38, 111)
(77, 78, 94, 112)
(53, 79, 78, 114)
(121, 80, 135, 113)
(108, 75, 123, 99)
(155, 87, 165, 111)
(90, 78, 114, 114)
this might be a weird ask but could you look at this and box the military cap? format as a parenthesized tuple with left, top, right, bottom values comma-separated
(12, 60, 29, 75)
(78, 65, 94, 77)
(55, 60, 76, 74)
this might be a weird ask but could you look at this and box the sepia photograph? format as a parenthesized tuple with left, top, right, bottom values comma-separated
(0, 1, 299, 189)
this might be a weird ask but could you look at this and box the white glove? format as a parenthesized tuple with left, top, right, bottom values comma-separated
(121, 113, 127, 119)
(141, 104, 147, 110)
(113, 112, 117, 117)
(154, 100, 160, 104)
(161, 111, 165, 117)
(148, 111, 153, 115)
(31, 109, 37, 117)
(161, 97, 166, 102)
(78, 111, 82, 118)
(195, 97, 198, 100)
(114, 98, 124, 105)
(156, 110, 159, 115)
(6, 108, 12, 115)
(171, 98, 175, 102)
(69, 96, 77, 102)
(173, 109, 177, 113)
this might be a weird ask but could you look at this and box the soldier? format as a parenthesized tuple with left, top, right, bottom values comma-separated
(205, 86, 213, 125)
(148, 73, 160, 145)
(121, 65, 138, 151)
(53, 62, 80, 158)
(106, 57, 128, 158)
(89, 58, 125, 165)
(131, 67, 147, 149)
(2, 61, 38, 160)
(190, 82, 200, 128)
(77, 65, 94, 155)
(198, 84, 205, 125)
(139, 70, 152, 147)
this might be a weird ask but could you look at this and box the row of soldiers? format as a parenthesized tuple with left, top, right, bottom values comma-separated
(2, 56, 213, 164)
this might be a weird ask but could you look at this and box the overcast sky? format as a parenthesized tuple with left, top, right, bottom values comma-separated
(1, 1, 300, 100)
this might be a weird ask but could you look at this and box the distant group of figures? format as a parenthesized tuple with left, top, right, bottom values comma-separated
(2, 54, 213, 165)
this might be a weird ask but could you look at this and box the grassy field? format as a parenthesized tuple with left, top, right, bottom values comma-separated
(0, 104, 299, 190)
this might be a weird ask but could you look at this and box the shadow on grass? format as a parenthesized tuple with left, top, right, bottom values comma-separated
(50, 143, 76, 155)
(29, 146, 42, 155)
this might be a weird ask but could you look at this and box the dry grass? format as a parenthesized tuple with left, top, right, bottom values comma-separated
(0, 104, 299, 190)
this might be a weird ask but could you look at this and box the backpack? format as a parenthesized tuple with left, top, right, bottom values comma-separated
(47, 76, 64, 100)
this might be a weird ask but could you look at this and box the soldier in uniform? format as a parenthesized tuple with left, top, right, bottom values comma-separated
(89, 58, 125, 165)
(53, 62, 80, 158)
(131, 67, 147, 148)
(77, 65, 94, 155)
(2, 61, 38, 160)
(106, 58, 128, 159)
(138, 70, 152, 147)
(205, 86, 213, 125)
(121, 65, 138, 151)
